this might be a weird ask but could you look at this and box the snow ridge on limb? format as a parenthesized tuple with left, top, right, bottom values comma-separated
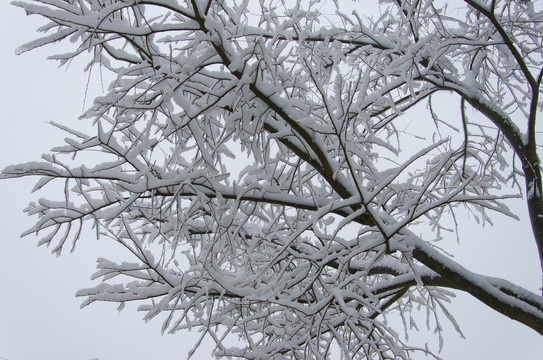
(4, 0, 543, 359)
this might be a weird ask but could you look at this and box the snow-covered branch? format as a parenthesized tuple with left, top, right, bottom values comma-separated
(4, 0, 543, 358)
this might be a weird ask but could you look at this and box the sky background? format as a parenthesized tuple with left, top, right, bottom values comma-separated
(1, 1, 543, 359)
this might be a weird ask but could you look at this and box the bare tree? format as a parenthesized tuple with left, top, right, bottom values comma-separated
(3, 0, 543, 358)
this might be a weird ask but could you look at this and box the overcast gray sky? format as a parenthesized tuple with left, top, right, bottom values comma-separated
(1, 1, 542, 359)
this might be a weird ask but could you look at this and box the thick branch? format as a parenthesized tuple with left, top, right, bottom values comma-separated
(412, 240, 543, 335)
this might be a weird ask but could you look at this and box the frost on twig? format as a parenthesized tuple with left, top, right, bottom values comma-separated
(3, 0, 543, 359)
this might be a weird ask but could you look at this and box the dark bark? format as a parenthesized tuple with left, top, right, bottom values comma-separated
(412, 247, 543, 335)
